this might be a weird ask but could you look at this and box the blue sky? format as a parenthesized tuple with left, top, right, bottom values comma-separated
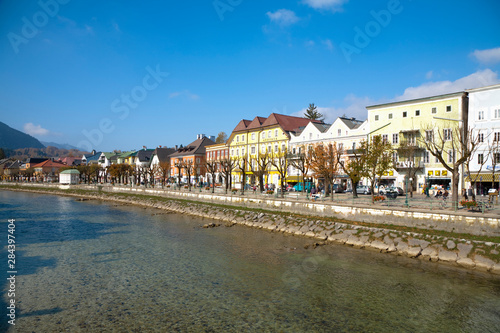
(1, 0, 500, 152)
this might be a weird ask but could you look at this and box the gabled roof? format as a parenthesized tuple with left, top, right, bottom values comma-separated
(246, 116, 267, 130)
(152, 147, 176, 163)
(86, 152, 102, 162)
(32, 160, 67, 168)
(26, 158, 48, 164)
(311, 122, 331, 133)
(339, 117, 364, 130)
(101, 152, 117, 159)
(60, 169, 80, 174)
(232, 119, 253, 132)
(262, 113, 323, 134)
(169, 137, 216, 158)
(135, 149, 155, 163)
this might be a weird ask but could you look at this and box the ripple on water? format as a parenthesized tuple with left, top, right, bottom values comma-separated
(1, 190, 500, 332)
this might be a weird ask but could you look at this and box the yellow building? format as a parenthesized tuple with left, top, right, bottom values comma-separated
(367, 91, 467, 192)
(227, 113, 321, 189)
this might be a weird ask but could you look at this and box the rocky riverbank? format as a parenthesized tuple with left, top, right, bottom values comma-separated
(3, 186, 500, 275)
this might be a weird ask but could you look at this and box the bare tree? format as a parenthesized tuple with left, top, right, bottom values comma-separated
(235, 155, 249, 194)
(419, 124, 479, 209)
(220, 157, 236, 194)
(205, 159, 219, 193)
(174, 160, 185, 188)
(396, 134, 424, 198)
(156, 161, 171, 187)
(269, 146, 289, 198)
(249, 150, 270, 192)
(464, 129, 490, 201)
(288, 145, 310, 193)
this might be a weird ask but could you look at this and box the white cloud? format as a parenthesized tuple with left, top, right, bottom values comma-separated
(305, 40, 315, 47)
(266, 9, 300, 26)
(471, 47, 500, 65)
(396, 69, 500, 101)
(24, 123, 51, 136)
(169, 90, 199, 100)
(425, 70, 433, 80)
(302, 0, 348, 12)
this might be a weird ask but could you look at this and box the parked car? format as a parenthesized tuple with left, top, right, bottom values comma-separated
(356, 185, 371, 195)
(332, 184, 345, 193)
(380, 186, 405, 196)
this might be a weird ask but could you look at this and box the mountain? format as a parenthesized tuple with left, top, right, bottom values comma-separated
(41, 141, 79, 150)
(0, 121, 45, 149)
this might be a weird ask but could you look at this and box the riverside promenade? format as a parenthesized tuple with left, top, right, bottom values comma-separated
(3, 182, 500, 236)
(2, 182, 500, 274)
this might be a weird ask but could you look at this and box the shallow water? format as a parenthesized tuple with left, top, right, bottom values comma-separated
(1, 190, 499, 332)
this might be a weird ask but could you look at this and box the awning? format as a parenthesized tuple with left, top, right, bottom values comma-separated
(466, 173, 500, 182)
(286, 176, 301, 182)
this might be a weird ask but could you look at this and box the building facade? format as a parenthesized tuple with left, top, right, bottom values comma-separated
(367, 91, 467, 192)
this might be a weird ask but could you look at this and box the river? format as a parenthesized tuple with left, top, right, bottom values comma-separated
(1, 190, 499, 332)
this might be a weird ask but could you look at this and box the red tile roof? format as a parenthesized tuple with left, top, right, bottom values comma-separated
(32, 160, 67, 168)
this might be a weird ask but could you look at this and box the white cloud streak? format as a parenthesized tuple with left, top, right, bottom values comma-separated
(471, 47, 500, 65)
(266, 9, 300, 26)
(24, 123, 51, 136)
(302, 0, 348, 11)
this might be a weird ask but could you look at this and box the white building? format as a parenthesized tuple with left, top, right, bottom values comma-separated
(288, 116, 368, 190)
(466, 83, 500, 195)
(59, 169, 80, 185)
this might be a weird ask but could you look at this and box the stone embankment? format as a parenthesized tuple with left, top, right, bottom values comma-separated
(4, 186, 500, 275)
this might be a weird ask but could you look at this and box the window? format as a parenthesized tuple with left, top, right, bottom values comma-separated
(352, 142, 356, 149)
(236, 149, 239, 156)
(478, 153, 484, 164)
(403, 111, 407, 118)
(338, 129, 342, 136)
(446, 105, 452, 112)
(388, 113, 393, 119)
(424, 151, 430, 164)
(274, 145, 278, 153)
(241, 148, 245, 155)
(251, 133, 255, 140)
(431, 107, 437, 114)
(236, 136, 239, 142)
(309, 133, 313, 140)
(443, 128, 452, 141)
(415, 110, 420, 116)
(495, 109, 500, 119)
(251, 146, 255, 154)
(262, 132, 266, 139)
(275, 129, 278, 137)
(382, 134, 388, 143)
(448, 150, 455, 163)
(196, 158, 200, 163)
(494, 132, 500, 142)
(478, 110, 485, 120)
(425, 130, 434, 142)
(392, 133, 398, 144)
(345, 131, 348, 135)
(292, 147, 296, 154)
(393, 151, 398, 163)
(495, 153, 500, 164)
(478, 133, 484, 143)
(268, 145, 271, 153)
(241, 135, 245, 142)
(282, 144, 285, 151)
(268, 130, 271, 138)
(375, 115, 379, 121)
(231, 149, 234, 156)
(407, 133, 415, 145)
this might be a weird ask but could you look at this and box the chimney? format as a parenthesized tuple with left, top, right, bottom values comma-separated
(209, 135, 215, 141)
(143, 146, 147, 150)
(175, 145, 178, 150)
